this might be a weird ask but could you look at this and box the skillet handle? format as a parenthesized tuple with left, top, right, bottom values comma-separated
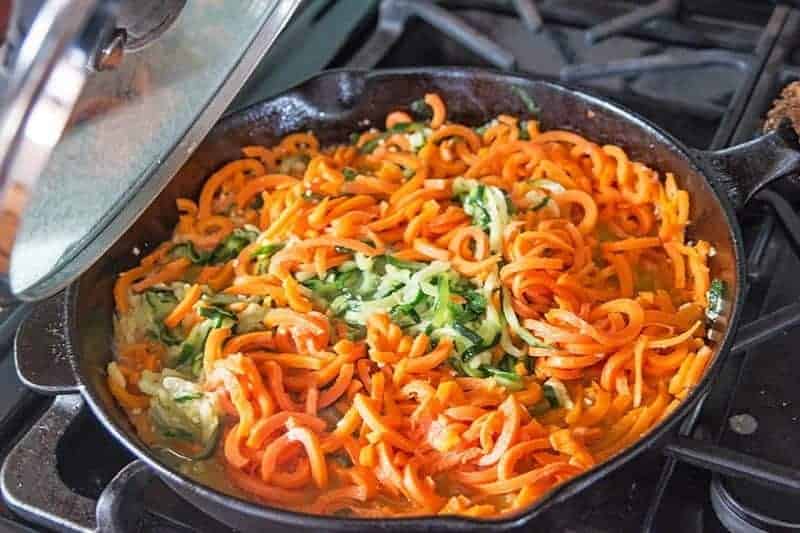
(14, 291, 81, 394)
(691, 120, 800, 209)
(1, 395, 96, 532)
(95, 460, 154, 533)
(96, 459, 234, 532)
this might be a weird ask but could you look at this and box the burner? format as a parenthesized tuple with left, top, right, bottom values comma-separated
(711, 476, 800, 532)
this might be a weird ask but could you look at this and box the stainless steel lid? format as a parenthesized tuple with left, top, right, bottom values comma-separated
(0, 0, 300, 302)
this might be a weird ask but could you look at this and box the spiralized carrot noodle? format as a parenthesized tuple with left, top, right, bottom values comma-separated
(110, 93, 724, 518)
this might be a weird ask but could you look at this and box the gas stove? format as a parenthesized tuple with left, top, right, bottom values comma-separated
(2, 1, 800, 531)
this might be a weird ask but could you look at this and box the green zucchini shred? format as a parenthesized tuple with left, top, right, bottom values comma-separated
(142, 290, 183, 345)
(359, 137, 383, 154)
(382, 255, 427, 271)
(460, 332, 501, 362)
(140, 371, 220, 460)
(342, 167, 358, 181)
(448, 356, 488, 378)
(173, 312, 235, 375)
(148, 322, 183, 346)
(504, 190, 517, 215)
(169, 242, 211, 264)
(344, 323, 367, 341)
(484, 367, 523, 391)
(329, 293, 360, 316)
(253, 242, 285, 274)
(253, 242, 285, 257)
(389, 302, 421, 328)
(302, 277, 340, 299)
(706, 278, 726, 320)
(431, 275, 454, 328)
(387, 121, 425, 134)
(409, 99, 433, 120)
(542, 383, 561, 408)
(145, 290, 178, 320)
(531, 196, 550, 212)
(461, 184, 491, 230)
(209, 228, 259, 264)
(174, 393, 203, 403)
(452, 323, 483, 346)
(169, 228, 258, 266)
(162, 427, 195, 440)
(198, 305, 236, 323)
(300, 252, 502, 382)
(203, 293, 240, 306)
(448, 346, 525, 391)
(518, 120, 531, 140)
(474, 124, 489, 135)
(512, 87, 540, 114)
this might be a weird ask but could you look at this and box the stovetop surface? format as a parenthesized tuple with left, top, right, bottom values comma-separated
(3, 1, 800, 532)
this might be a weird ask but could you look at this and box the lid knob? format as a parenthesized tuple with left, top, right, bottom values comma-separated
(94, 28, 126, 71)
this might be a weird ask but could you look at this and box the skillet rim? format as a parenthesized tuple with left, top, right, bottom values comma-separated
(68, 66, 746, 529)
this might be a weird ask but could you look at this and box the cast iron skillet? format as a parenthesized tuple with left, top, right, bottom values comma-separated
(13, 68, 800, 531)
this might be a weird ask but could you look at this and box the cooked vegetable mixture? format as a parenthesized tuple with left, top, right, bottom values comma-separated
(111, 92, 724, 517)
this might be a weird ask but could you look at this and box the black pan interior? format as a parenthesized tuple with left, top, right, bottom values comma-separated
(67, 68, 743, 529)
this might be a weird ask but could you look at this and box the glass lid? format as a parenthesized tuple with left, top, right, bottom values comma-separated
(0, 0, 301, 302)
